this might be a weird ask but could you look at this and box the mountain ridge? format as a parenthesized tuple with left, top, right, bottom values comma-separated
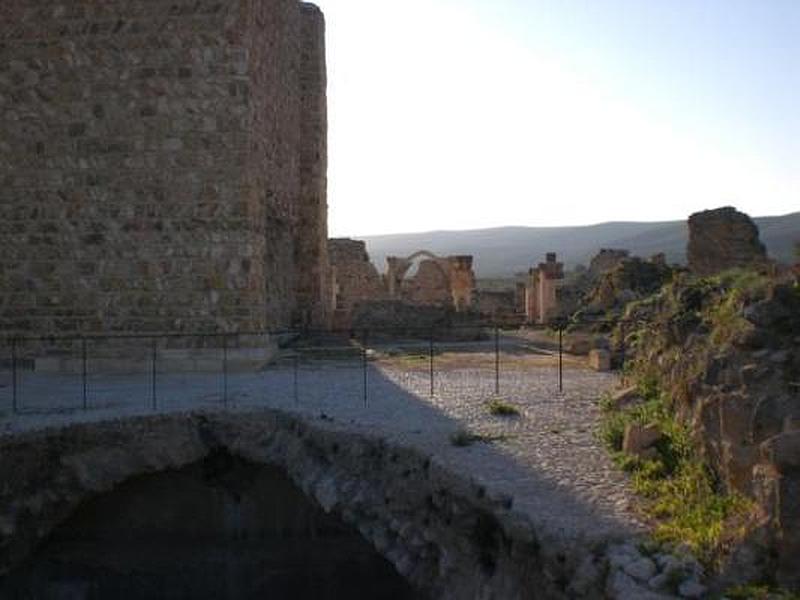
(354, 212, 799, 277)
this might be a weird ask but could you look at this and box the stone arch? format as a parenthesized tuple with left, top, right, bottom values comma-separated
(0, 412, 568, 599)
(386, 251, 452, 303)
(3, 447, 415, 599)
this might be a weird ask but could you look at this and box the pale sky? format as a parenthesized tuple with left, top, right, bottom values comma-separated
(315, 0, 800, 237)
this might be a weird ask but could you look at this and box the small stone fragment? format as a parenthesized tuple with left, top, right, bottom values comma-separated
(678, 579, 707, 598)
(623, 557, 657, 582)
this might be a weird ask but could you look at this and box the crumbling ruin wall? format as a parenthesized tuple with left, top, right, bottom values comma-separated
(688, 207, 769, 276)
(448, 255, 475, 312)
(586, 256, 674, 311)
(404, 260, 452, 306)
(589, 250, 630, 277)
(525, 253, 564, 324)
(624, 276, 800, 587)
(386, 252, 476, 313)
(328, 238, 385, 329)
(0, 0, 329, 338)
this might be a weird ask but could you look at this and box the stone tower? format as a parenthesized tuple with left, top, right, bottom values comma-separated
(0, 0, 331, 338)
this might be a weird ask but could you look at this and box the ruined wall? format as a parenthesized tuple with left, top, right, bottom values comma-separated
(589, 249, 630, 277)
(525, 253, 564, 324)
(624, 276, 800, 588)
(0, 0, 329, 338)
(476, 290, 520, 325)
(448, 255, 475, 312)
(386, 252, 476, 314)
(404, 260, 452, 306)
(688, 207, 769, 276)
(328, 238, 385, 329)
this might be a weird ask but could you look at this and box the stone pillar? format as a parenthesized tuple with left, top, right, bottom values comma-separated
(525, 268, 540, 324)
(525, 253, 564, 324)
(448, 256, 475, 312)
(386, 257, 410, 299)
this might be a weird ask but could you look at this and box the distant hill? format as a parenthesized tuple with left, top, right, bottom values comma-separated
(359, 212, 799, 277)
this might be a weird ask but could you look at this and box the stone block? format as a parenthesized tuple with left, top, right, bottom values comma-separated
(762, 431, 800, 473)
(623, 423, 663, 458)
(611, 386, 643, 410)
(588, 349, 611, 371)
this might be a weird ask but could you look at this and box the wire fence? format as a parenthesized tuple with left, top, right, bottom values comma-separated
(0, 321, 635, 417)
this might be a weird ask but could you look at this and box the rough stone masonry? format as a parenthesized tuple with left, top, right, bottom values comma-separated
(0, 0, 330, 338)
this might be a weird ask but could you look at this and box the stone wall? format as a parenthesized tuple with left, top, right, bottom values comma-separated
(589, 249, 630, 277)
(386, 252, 476, 313)
(449, 255, 476, 312)
(688, 207, 769, 276)
(476, 290, 521, 325)
(404, 259, 452, 306)
(328, 238, 385, 329)
(0, 0, 329, 339)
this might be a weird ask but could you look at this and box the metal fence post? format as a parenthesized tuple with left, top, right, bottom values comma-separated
(293, 353, 299, 405)
(494, 325, 500, 396)
(11, 337, 18, 414)
(362, 329, 368, 408)
(619, 321, 627, 373)
(558, 326, 563, 393)
(82, 337, 88, 411)
(223, 334, 229, 408)
(429, 328, 435, 398)
(151, 337, 157, 411)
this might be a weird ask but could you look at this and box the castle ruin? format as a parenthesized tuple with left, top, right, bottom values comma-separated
(0, 0, 330, 339)
(687, 207, 769, 276)
(525, 253, 564, 324)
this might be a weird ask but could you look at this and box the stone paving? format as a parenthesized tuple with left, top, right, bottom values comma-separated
(0, 345, 645, 547)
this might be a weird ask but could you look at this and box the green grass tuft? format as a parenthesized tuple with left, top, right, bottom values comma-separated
(486, 398, 521, 417)
(598, 380, 754, 565)
(725, 584, 800, 599)
(449, 429, 510, 447)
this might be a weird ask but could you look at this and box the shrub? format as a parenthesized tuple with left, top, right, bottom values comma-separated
(486, 398, 520, 417)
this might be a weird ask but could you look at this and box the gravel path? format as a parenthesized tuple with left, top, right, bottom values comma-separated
(0, 350, 645, 546)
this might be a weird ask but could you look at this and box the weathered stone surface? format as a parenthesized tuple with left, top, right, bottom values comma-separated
(622, 423, 663, 458)
(351, 300, 483, 340)
(525, 252, 565, 324)
(622, 274, 800, 588)
(589, 349, 612, 372)
(0, 410, 675, 599)
(762, 431, 800, 473)
(586, 256, 673, 311)
(0, 0, 331, 339)
(329, 239, 386, 329)
(590, 249, 631, 277)
(611, 386, 644, 411)
(687, 207, 769, 276)
(476, 289, 522, 325)
(386, 251, 476, 312)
